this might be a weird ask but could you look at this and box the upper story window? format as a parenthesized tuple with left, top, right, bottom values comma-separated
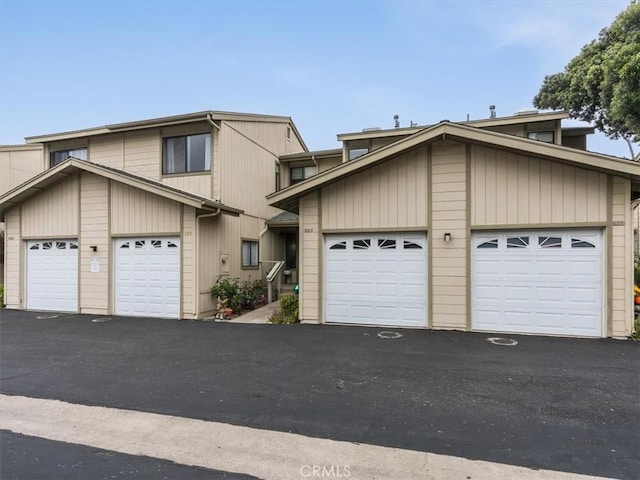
(50, 148, 87, 167)
(348, 148, 369, 161)
(290, 166, 316, 185)
(275, 163, 281, 191)
(527, 131, 554, 143)
(163, 133, 211, 175)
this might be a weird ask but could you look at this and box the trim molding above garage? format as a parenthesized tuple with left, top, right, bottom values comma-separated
(0, 158, 244, 220)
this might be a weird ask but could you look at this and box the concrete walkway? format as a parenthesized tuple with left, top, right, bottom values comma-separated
(228, 300, 279, 324)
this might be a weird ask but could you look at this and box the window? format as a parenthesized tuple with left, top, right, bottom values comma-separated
(287, 127, 292, 140)
(403, 240, 423, 249)
(290, 166, 316, 185)
(353, 239, 371, 250)
(477, 239, 498, 249)
(163, 133, 211, 174)
(571, 238, 596, 248)
(348, 148, 369, 161)
(50, 148, 87, 167)
(329, 241, 347, 250)
(538, 236, 562, 248)
(506, 236, 529, 248)
(242, 240, 259, 268)
(378, 239, 396, 249)
(527, 131, 554, 143)
(275, 163, 281, 191)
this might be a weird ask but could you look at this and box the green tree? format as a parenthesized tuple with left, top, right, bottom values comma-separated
(533, 3, 640, 144)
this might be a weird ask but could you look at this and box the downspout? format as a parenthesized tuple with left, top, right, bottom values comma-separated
(259, 220, 269, 277)
(206, 113, 220, 130)
(194, 208, 222, 319)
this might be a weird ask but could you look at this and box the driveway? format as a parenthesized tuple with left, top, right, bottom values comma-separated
(0, 309, 638, 479)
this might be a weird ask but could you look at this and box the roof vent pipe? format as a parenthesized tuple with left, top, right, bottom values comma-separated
(394, 115, 400, 128)
(489, 105, 496, 118)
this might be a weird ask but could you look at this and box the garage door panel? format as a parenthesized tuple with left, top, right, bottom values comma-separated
(472, 230, 602, 337)
(26, 240, 78, 312)
(325, 233, 427, 327)
(115, 237, 180, 319)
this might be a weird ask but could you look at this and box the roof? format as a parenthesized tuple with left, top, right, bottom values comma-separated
(0, 144, 43, 151)
(561, 127, 596, 137)
(279, 148, 342, 162)
(336, 111, 570, 142)
(0, 159, 244, 220)
(268, 121, 640, 210)
(266, 211, 299, 226)
(23, 110, 308, 152)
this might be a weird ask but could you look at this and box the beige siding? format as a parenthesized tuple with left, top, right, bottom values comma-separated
(79, 173, 109, 315)
(182, 206, 195, 318)
(321, 147, 429, 231)
(4, 208, 21, 308)
(431, 142, 467, 330)
(122, 130, 160, 179)
(610, 176, 633, 337)
(0, 147, 45, 196)
(471, 145, 607, 226)
(21, 176, 79, 238)
(89, 134, 125, 169)
(198, 215, 220, 316)
(317, 155, 342, 173)
(110, 182, 181, 235)
(228, 120, 304, 157)
(162, 174, 211, 198)
(300, 193, 320, 322)
(219, 122, 283, 218)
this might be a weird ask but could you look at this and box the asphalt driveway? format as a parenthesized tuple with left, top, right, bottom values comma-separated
(0, 309, 638, 479)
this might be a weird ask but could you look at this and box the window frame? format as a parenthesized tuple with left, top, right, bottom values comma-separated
(526, 131, 555, 144)
(289, 165, 316, 185)
(348, 147, 369, 161)
(275, 162, 281, 191)
(241, 239, 259, 269)
(50, 147, 88, 167)
(162, 132, 211, 176)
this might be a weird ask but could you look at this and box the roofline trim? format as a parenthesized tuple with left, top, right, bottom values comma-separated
(336, 111, 570, 141)
(0, 159, 244, 216)
(268, 121, 640, 207)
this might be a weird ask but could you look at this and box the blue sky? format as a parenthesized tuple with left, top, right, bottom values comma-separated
(0, 0, 636, 157)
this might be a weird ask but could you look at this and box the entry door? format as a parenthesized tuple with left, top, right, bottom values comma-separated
(472, 230, 603, 337)
(325, 233, 427, 327)
(114, 237, 180, 318)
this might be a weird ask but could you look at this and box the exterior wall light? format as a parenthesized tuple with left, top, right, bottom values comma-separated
(444, 233, 452, 243)
(90, 245, 98, 252)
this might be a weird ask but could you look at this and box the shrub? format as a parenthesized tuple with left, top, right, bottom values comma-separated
(635, 257, 640, 286)
(210, 277, 264, 313)
(0, 284, 3, 307)
(269, 294, 299, 324)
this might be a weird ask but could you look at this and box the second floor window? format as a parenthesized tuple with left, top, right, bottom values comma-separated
(50, 148, 87, 167)
(348, 147, 369, 161)
(527, 131, 554, 143)
(163, 133, 211, 174)
(290, 166, 316, 185)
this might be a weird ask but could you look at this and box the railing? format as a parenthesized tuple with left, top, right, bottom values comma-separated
(263, 260, 285, 304)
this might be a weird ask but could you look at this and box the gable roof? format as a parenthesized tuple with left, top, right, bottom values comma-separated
(0, 158, 243, 220)
(268, 121, 640, 210)
(23, 110, 308, 152)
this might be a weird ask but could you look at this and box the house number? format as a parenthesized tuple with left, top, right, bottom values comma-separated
(304, 228, 314, 233)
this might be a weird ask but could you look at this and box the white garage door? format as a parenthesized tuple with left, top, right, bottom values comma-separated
(114, 237, 180, 318)
(472, 230, 603, 337)
(325, 233, 427, 327)
(26, 240, 78, 312)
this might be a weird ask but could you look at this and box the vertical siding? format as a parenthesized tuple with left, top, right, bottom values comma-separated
(471, 146, 607, 225)
(110, 182, 181, 235)
(123, 130, 160, 179)
(321, 147, 429, 230)
(79, 173, 109, 314)
(21, 176, 79, 237)
(4, 208, 21, 308)
(431, 142, 467, 330)
(317, 155, 342, 173)
(198, 215, 220, 316)
(228, 120, 292, 157)
(182, 206, 195, 318)
(300, 193, 320, 322)
(219, 122, 283, 219)
(0, 147, 45, 196)
(89, 134, 125, 169)
(162, 174, 211, 198)
(610, 176, 633, 337)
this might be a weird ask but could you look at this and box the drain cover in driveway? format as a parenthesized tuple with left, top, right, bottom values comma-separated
(91, 317, 112, 323)
(36, 314, 59, 319)
(378, 331, 403, 339)
(487, 337, 518, 346)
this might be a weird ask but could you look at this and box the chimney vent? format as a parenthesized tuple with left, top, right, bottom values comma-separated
(489, 105, 496, 118)
(393, 115, 400, 128)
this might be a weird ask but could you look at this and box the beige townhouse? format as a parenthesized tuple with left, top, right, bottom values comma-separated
(0, 111, 306, 318)
(269, 110, 640, 338)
